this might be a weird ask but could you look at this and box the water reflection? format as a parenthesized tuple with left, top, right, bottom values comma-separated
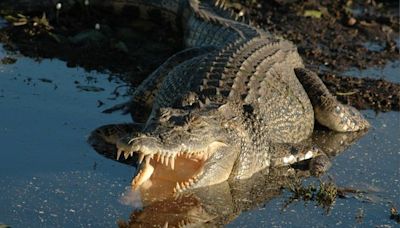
(90, 127, 367, 226)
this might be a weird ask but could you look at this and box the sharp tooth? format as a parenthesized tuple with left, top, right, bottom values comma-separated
(123, 152, 129, 159)
(175, 182, 181, 191)
(161, 153, 165, 164)
(145, 155, 151, 164)
(116, 149, 122, 160)
(180, 182, 186, 190)
(131, 160, 154, 189)
(138, 154, 145, 164)
(189, 178, 194, 184)
(184, 181, 190, 188)
(156, 153, 161, 162)
(165, 155, 170, 167)
(171, 156, 175, 170)
(163, 221, 168, 228)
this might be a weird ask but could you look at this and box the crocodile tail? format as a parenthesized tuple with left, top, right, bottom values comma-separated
(192, 0, 257, 26)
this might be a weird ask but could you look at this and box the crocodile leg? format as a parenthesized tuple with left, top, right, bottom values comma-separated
(270, 128, 367, 176)
(103, 46, 216, 122)
(294, 68, 370, 132)
(270, 143, 323, 168)
(272, 143, 333, 178)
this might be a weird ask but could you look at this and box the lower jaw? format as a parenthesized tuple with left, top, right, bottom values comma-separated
(132, 156, 205, 193)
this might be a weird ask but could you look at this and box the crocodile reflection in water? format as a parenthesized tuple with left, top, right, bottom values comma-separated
(89, 128, 367, 227)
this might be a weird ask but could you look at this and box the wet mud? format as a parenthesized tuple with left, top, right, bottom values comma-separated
(0, 0, 399, 112)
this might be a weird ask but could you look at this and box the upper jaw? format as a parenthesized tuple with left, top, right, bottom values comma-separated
(119, 135, 228, 191)
(120, 136, 212, 165)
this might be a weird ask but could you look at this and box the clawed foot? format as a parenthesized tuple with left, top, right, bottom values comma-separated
(294, 68, 370, 132)
(315, 102, 370, 132)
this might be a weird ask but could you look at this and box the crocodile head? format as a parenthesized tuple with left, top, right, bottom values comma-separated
(91, 106, 239, 192)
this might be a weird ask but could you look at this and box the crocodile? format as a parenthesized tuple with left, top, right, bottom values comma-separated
(1, 0, 370, 192)
(87, 0, 370, 192)
(94, 129, 367, 226)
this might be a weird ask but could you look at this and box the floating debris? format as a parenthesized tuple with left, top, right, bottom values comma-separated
(76, 85, 105, 92)
(38, 78, 53, 83)
(316, 181, 337, 210)
(390, 206, 400, 223)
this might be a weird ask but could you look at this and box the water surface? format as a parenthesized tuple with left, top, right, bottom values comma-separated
(0, 45, 399, 227)
(0, 47, 133, 227)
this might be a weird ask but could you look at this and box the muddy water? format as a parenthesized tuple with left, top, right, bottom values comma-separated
(0, 44, 399, 227)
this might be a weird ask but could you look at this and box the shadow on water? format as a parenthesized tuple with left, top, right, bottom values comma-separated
(0, 1, 399, 227)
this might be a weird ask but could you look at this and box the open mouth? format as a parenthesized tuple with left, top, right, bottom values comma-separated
(130, 151, 208, 192)
(89, 124, 227, 192)
(123, 141, 227, 192)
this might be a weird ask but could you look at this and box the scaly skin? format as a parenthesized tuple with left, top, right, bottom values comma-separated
(87, 1, 369, 192)
(1, 0, 370, 192)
